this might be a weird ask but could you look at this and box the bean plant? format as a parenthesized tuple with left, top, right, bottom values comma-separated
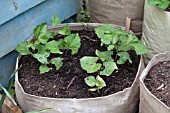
(16, 14, 81, 74)
(80, 25, 149, 91)
(16, 14, 148, 92)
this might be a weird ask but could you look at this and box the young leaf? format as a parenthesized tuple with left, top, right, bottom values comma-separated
(64, 33, 81, 55)
(85, 76, 96, 87)
(100, 61, 118, 76)
(148, 0, 162, 6)
(45, 40, 63, 54)
(80, 56, 102, 73)
(39, 64, 52, 74)
(129, 42, 149, 55)
(33, 54, 48, 64)
(95, 24, 115, 45)
(35, 44, 50, 57)
(117, 52, 132, 64)
(158, 1, 170, 10)
(95, 50, 113, 62)
(38, 32, 56, 44)
(148, 0, 170, 10)
(56, 39, 64, 49)
(33, 22, 47, 38)
(96, 75, 106, 89)
(107, 45, 115, 51)
(51, 14, 61, 27)
(16, 42, 32, 55)
(51, 58, 63, 70)
(58, 24, 71, 35)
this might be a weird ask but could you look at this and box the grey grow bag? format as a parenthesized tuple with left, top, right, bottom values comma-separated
(139, 52, 170, 113)
(15, 23, 144, 113)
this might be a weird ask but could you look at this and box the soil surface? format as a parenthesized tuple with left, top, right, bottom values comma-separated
(145, 61, 170, 107)
(18, 30, 139, 98)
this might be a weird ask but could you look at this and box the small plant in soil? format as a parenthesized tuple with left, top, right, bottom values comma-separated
(16, 14, 81, 74)
(148, 0, 170, 11)
(80, 25, 148, 90)
(16, 14, 148, 94)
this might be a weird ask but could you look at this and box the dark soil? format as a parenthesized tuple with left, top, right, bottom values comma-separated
(18, 30, 139, 98)
(145, 61, 170, 107)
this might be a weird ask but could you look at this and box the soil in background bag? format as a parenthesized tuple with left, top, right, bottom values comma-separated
(145, 61, 170, 107)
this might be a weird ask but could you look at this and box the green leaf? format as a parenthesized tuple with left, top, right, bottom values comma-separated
(148, 0, 162, 6)
(100, 61, 118, 76)
(33, 54, 48, 64)
(96, 75, 106, 89)
(80, 56, 102, 73)
(148, 0, 170, 10)
(35, 44, 50, 57)
(51, 14, 61, 27)
(26, 108, 52, 113)
(0, 84, 17, 106)
(39, 65, 52, 74)
(38, 32, 56, 44)
(117, 52, 132, 64)
(95, 25, 115, 45)
(33, 22, 47, 38)
(56, 39, 64, 49)
(16, 42, 32, 55)
(45, 40, 63, 54)
(51, 58, 63, 70)
(95, 50, 113, 62)
(107, 45, 115, 51)
(85, 76, 96, 87)
(159, 1, 170, 10)
(58, 24, 71, 35)
(64, 33, 81, 55)
(129, 42, 149, 55)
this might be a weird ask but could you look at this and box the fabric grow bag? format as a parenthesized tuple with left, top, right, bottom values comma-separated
(139, 52, 170, 113)
(15, 23, 144, 113)
(142, 0, 170, 64)
(88, 0, 145, 34)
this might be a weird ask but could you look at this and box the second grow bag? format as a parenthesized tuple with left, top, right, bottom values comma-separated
(142, 0, 170, 64)
(15, 23, 144, 113)
(139, 52, 170, 113)
(88, 0, 145, 34)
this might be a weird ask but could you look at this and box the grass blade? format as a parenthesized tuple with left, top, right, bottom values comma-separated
(0, 84, 17, 106)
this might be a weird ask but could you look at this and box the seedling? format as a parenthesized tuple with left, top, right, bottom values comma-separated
(148, 0, 170, 10)
(80, 24, 148, 91)
(16, 14, 148, 93)
(16, 14, 81, 74)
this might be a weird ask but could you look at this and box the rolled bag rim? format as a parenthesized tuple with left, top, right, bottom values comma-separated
(15, 23, 144, 112)
(140, 51, 170, 110)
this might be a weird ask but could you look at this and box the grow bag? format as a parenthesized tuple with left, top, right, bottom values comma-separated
(15, 23, 144, 113)
(88, 0, 145, 34)
(139, 52, 170, 113)
(142, 0, 170, 64)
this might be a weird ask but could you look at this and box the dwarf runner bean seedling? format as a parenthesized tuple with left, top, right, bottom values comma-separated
(16, 14, 81, 74)
(80, 24, 148, 91)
